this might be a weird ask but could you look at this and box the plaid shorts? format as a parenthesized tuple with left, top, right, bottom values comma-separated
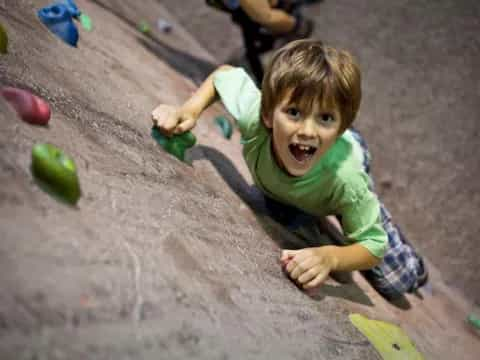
(264, 128, 427, 299)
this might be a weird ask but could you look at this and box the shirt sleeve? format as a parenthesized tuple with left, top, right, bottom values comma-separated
(335, 175, 388, 258)
(213, 67, 262, 140)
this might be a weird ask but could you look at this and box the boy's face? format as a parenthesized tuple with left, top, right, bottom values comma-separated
(263, 94, 343, 177)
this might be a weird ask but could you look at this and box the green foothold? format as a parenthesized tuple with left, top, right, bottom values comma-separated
(0, 22, 8, 54)
(31, 143, 81, 205)
(138, 20, 151, 34)
(467, 314, 480, 330)
(79, 13, 93, 31)
(151, 127, 196, 162)
(214, 116, 233, 139)
(349, 314, 424, 360)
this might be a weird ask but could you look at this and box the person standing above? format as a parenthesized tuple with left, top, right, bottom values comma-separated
(206, 0, 314, 82)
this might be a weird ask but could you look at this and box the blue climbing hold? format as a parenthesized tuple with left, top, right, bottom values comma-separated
(63, 0, 81, 18)
(38, 3, 79, 47)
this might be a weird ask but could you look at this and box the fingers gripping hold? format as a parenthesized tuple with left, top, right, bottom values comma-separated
(297, 265, 322, 284)
(303, 271, 329, 289)
(151, 104, 196, 135)
(174, 114, 196, 134)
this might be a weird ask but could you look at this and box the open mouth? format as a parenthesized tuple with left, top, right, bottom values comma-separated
(288, 143, 317, 163)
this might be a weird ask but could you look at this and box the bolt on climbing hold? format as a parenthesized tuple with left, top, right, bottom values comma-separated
(151, 126, 196, 162)
(0, 22, 8, 54)
(214, 116, 233, 139)
(1, 87, 51, 125)
(31, 143, 81, 205)
(38, 3, 79, 47)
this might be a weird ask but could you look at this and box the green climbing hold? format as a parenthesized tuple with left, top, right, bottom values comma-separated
(31, 143, 81, 205)
(151, 127, 196, 162)
(138, 20, 151, 34)
(0, 22, 8, 54)
(79, 13, 92, 31)
(214, 116, 233, 139)
(349, 314, 424, 360)
(467, 313, 480, 331)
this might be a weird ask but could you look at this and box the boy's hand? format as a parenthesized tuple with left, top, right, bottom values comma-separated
(151, 104, 197, 136)
(281, 247, 338, 289)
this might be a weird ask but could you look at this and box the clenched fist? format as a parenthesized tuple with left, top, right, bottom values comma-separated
(151, 104, 197, 136)
(281, 246, 338, 289)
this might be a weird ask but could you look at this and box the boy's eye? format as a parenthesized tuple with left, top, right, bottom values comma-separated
(318, 113, 335, 124)
(285, 107, 301, 119)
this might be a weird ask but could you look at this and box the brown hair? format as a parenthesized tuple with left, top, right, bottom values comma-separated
(261, 39, 361, 133)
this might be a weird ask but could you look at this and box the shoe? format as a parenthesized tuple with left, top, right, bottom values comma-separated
(275, 17, 314, 48)
(1, 87, 51, 125)
(293, 17, 314, 39)
(38, 3, 79, 47)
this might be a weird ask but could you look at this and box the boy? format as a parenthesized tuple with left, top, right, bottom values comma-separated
(151, 39, 428, 300)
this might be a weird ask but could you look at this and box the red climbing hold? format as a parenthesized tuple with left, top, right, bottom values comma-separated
(1, 87, 51, 125)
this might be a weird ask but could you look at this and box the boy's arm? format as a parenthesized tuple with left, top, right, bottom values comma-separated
(239, 0, 296, 34)
(281, 244, 381, 289)
(323, 243, 381, 271)
(318, 215, 382, 271)
(151, 65, 233, 135)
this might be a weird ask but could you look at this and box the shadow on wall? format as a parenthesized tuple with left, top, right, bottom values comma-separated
(89, 0, 217, 84)
(192, 144, 380, 308)
(137, 37, 217, 85)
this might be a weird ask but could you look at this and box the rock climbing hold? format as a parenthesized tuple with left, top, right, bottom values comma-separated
(168, 141, 186, 162)
(151, 127, 196, 162)
(467, 313, 480, 332)
(1, 87, 51, 125)
(79, 13, 92, 31)
(63, 0, 81, 17)
(138, 20, 151, 34)
(60, 0, 92, 31)
(157, 19, 172, 33)
(38, 3, 79, 47)
(151, 126, 168, 147)
(0, 22, 8, 54)
(349, 314, 424, 359)
(31, 143, 81, 205)
(214, 116, 233, 139)
(175, 131, 196, 148)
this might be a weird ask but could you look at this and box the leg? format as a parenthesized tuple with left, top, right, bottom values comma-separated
(361, 205, 428, 300)
(243, 38, 265, 83)
(349, 128, 428, 299)
(231, 9, 273, 83)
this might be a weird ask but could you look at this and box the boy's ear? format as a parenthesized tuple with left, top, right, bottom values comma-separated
(262, 113, 273, 128)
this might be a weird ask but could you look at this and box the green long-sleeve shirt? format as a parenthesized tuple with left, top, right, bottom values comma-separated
(214, 68, 387, 258)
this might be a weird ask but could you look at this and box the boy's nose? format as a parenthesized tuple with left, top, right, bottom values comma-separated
(297, 118, 317, 138)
